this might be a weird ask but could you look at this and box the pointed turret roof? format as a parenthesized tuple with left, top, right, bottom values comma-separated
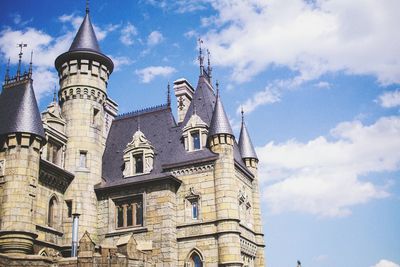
(55, 7, 113, 73)
(238, 113, 257, 159)
(0, 79, 45, 140)
(69, 11, 101, 53)
(208, 91, 234, 137)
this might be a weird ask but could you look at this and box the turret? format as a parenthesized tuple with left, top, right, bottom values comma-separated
(207, 84, 242, 266)
(0, 51, 45, 253)
(54, 5, 115, 244)
(238, 110, 265, 266)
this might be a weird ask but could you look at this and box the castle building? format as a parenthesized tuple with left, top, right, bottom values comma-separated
(0, 5, 265, 267)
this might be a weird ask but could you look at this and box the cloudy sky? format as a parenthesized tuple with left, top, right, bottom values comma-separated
(1, 1, 399, 266)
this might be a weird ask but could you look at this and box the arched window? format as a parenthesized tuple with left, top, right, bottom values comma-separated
(186, 249, 204, 267)
(48, 196, 57, 227)
(191, 253, 202, 267)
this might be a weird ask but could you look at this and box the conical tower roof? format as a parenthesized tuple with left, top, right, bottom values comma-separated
(55, 8, 113, 73)
(69, 11, 101, 53)
(238, 114, 257, 159)
(208, 91, 234, 137)
(0, 80, 45, 140)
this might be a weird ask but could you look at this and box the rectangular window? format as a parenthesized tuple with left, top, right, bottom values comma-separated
(191, 131, 201, 150)
(92, 108, 99, 126)
(66, 200, 73, 218)
(192, 200, 199, 220)
(133, 153, 144, 174)
(115, 196, 143, 229)
(79, 151, 87, 168)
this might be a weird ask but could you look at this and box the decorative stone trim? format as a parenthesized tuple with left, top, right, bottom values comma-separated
(240, 237, 257, 257)
(39, 159, 74, 193)
(235, 168, 253, 187)
(170, 163, 214, 176)
(59, 86, 106, 104)
(105, 227, 148, 238)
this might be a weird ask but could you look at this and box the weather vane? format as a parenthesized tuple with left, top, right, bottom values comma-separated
(16, 42, 27, 79)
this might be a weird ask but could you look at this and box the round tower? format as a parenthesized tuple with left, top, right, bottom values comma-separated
(0, 68, 46, 254)
(238, 111, 265, 267)
(54, 7, 113, 244)
(208, 89, 242, 267)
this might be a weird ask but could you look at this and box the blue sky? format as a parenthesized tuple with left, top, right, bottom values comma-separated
(1, 1, 399, 266)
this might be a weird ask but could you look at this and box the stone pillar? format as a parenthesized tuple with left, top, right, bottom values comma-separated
(245, 158, 265, 267)
(0, 133, 43, 254)
(56, 57, 111, 244)
(209, 134, 242, 267)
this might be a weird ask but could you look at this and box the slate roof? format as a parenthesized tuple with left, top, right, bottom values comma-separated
(101, 75, 254, 187)
(69, 12, 101, 53)
(238, 120, 258, 159)
(101, 105, 218, 184)
(0, 79, 45, 140)
(208, 93, 234, 137)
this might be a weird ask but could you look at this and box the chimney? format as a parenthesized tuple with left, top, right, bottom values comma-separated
(173, 78, 194, 123)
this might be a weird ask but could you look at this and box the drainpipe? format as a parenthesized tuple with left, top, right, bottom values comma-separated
(71, 202, 81, 257)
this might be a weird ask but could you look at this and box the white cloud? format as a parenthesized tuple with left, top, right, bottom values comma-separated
(145, 0, 207, 13)
(203, 0, 400, 85)
(315, 81, 331, 89)
(258, 116, 400, 217)
(378, 90, 400, 108)
(135, 66, 176, 83)
(120, 23, 137, 46)
(184, 30, 198, 39)
(371, 259, 400, 267)
(108, 55, 133, 71)
(31, 67, 58, 100)
(147, 31, 164, 46)
(239, 85, 280, 114)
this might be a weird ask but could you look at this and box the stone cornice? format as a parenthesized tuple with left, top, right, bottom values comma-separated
(39, 159, 74, 193)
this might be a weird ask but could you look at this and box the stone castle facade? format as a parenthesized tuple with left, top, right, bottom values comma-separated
(0, 6, 265, 267)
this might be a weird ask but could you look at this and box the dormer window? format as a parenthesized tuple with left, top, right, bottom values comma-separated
(123, 130, 154, 177)
(182, 114, 208, 152)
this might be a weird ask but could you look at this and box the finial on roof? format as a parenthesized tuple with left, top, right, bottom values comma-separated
(241, 106, 244, 122)
(207, 49, 212, 79)
(28, 50, 33, 78)
(4, 58, 10, 82)
(198, 38, 204, 75)
(193, 102, 197, 115)
(53, 86, 57, 103)
(86, 0, 90, 14)
(137, 116, 141, 131)
(215, 80, 219, 96)
(167, 82, 171, 107)
(16, 42, 27, 80)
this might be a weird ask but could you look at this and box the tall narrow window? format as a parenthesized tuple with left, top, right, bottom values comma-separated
(190, 253, 203, 267)
(191, 131, 201, 150)
(92, 108, 99, 126)
(66, 200, 73, 218)
(46, 140, 62, 166)
(48, 197, 57, 227)
(133, 153, 143, 174)
(192, 201, 199, 220)
(79, 151, 87, 168)
(115, 196, 143, 229)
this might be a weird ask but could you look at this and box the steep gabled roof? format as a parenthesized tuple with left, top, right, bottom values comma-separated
(69, 12, 101, 53)
(238, 120, 258, 159)
(0, 79, 45, 139)
(208, 93, 234, 137)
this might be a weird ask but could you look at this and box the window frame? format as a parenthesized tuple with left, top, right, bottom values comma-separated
(113, 194, 144, 230)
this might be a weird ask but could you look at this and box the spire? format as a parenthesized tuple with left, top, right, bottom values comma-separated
(28, 50, 33, 78)
(198, 38, 204, 76)
(16, 42, 27, 80)
(69, 6, 101, 53)
(238, 109, 258, 159)
(53, 86, 57, 103)
(167, 82, 171, 107)
(207, 49, 212, 80)
(208, 82, 234, 137)
(86, 0, 90, 14)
